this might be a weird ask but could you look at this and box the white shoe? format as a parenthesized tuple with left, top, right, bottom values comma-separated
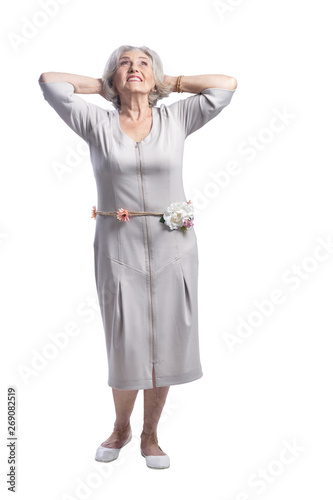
(141, 447, 170, 469)
(95, 429, 132, 462)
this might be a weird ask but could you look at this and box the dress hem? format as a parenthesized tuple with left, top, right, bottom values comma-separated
(108, 369, 203, 390)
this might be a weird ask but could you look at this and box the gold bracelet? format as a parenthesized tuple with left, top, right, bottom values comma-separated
(176, 75, 184, 93)
(176, 75, 181, 92)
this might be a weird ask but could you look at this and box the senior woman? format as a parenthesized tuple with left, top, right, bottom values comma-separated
(38, 44, 237, 469)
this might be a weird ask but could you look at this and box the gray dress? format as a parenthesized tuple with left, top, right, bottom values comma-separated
(38, 80, 236, 390)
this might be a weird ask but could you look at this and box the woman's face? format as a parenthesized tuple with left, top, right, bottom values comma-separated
(112, 50, 156, 101)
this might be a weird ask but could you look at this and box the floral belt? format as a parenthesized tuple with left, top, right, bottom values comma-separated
(91, 200, 194, 233)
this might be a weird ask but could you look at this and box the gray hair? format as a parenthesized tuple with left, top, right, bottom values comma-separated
(102, 45, 173, 110)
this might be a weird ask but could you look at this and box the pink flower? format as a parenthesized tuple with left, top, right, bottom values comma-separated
(91, 205, 97, 219)
(183, 218, 194, 229)
(117, 208, 130, 222)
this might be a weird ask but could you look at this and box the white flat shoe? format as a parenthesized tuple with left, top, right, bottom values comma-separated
(141, 447, 170, 469)
(95, 429, 132, 462)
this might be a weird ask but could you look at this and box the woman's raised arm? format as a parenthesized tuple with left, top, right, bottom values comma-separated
(164, 74, 237, 93)
(38, 72, 104, 96)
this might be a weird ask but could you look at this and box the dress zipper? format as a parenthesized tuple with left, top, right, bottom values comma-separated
(135, 141, 155, 366)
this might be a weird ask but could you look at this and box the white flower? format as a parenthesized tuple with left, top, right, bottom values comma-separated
(163, 201, 194, 231)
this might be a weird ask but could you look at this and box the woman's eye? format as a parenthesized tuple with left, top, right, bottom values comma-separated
(119, 60, 148, 66)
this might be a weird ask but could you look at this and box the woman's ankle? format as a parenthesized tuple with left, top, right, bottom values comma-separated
(114, 421, 131, 433)
(140, 429, 157, 439)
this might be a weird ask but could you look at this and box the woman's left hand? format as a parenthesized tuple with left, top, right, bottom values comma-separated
(163, 74, 177, 91)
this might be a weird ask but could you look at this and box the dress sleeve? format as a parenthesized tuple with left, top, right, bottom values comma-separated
(171, 87, 236, 138)
(38, 80, 108, 143)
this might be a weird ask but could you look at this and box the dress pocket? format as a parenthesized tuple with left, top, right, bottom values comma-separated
(179, 243, 199, 328)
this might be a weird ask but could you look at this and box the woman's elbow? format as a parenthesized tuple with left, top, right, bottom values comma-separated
(229, 77, 238, 90)
(38, 72, 56, 83)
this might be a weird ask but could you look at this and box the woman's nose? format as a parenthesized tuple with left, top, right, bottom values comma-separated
(130, 61, 140, 70)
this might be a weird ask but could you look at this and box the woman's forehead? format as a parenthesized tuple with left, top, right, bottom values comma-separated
(119, 50, 150, 61)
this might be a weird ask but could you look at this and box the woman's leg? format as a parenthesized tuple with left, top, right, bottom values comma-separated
(140, 365, 170, 456)
(100, 388, 138, 448)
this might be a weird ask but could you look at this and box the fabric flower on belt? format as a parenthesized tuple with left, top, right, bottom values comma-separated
(160, 200, 194, 233)
(116, 208, 130, 222)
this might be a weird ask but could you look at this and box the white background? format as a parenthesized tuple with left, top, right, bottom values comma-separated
(1, 0, 333, 498)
